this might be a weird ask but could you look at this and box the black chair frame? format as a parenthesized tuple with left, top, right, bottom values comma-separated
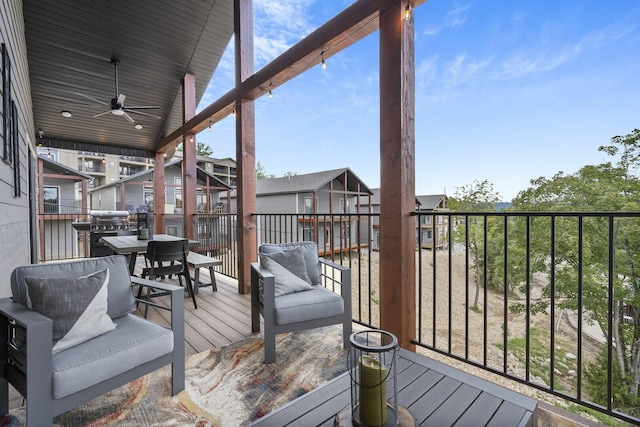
(138, 239, 197, 317)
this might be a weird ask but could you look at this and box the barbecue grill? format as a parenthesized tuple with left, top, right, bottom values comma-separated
(88, 210, 132, 257)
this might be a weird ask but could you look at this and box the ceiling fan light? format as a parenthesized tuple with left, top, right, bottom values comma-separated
(60, 110, 72, 118)
(111, 109, 124, 116)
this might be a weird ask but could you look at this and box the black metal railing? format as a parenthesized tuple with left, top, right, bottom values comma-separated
(194, 213, 238, 278)
(248, 211, 640, 424)
(413, 211, 640, 425)
(38, 208, 640, 423)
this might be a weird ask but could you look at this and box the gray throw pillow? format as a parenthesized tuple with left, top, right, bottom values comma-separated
(24, 268, 116, 354)
(260, 247, 313, 297)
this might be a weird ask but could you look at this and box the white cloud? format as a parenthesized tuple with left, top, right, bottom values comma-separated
(425, 1, 474, 36)
(253, 0, 318, 67)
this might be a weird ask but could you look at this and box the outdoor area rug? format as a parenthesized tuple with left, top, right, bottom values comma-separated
(4, 325, 347, 427)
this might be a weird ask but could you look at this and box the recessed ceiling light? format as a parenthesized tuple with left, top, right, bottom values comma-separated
(60, 111, 73, 118)
(134, 124, 144, 130)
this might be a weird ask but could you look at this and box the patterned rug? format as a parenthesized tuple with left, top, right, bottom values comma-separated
(4, 326, 347, 427)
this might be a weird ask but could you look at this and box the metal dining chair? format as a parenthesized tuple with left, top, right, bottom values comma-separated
(138, 239, 197, 317)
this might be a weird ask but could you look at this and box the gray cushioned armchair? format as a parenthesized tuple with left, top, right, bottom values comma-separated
(0, 255, 185, 426)
(251, 242, 352, 364)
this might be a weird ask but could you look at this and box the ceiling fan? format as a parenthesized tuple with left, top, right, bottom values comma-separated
(76, 60, 161, 123)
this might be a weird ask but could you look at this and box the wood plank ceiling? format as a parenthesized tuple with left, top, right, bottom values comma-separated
(23, 0, 233, 157)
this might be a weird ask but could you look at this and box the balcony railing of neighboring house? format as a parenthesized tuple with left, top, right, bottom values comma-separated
(38, 200, 90, 261)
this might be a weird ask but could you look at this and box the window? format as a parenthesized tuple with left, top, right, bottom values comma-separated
(43, 186, 59, 213)
(340, 198, 351, 213)
(197, 193, 207, 213)
(143, 190, 153, 206)
(304, 197, 317, 214)
(303, 227, 314, 241)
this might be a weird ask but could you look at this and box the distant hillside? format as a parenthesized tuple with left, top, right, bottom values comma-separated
(495, 202, 512, 211)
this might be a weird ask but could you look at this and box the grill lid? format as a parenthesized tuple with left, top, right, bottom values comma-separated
(90, 210, 130, 218)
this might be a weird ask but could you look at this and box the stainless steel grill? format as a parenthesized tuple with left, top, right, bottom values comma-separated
(89, 210, 131, 231)
(89, 211, 132, 257)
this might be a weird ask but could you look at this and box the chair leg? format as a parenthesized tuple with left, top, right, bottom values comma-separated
(179, 273, 197, 310)
(208, 266, 217, 291)
(143, 285, 152, 318)
(264, 324, 276, 364)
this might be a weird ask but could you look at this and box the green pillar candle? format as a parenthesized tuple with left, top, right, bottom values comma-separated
(359, 355, 387, 426)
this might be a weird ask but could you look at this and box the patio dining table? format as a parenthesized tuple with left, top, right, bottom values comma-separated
(101, 234, 199, 275)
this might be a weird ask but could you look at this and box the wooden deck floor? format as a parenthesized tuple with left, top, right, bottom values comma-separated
(134, 262, 256, 357)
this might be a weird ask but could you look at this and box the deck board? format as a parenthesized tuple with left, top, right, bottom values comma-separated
(248, 348, 538, 427)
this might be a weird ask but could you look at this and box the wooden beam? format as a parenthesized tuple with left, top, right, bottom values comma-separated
(235, 0, 257, 294)
(153, 152, 165, 235)
(183, 73, 197, 239)
(379, 1, 416, 350)
(157, 0, 428, 152)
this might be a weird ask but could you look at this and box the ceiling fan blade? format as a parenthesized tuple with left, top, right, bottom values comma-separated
(75, 92, 109, 106)
(126, 109, 162, 120)
(93, 110, 112, 118)
(123, 112, 135, 123)
(117, 93, 126, 106)
(124, 105, 160, 110)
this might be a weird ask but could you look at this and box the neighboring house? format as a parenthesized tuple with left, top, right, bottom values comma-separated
(172, 151, 237, 187)
(231, 168, 373, 255)
(359, 190, 448, 250)
(415, 194, 449, 249)
(88, 158, 231, 238)
(38, 155, 93, 260)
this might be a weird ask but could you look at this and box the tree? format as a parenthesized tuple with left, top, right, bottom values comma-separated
(175, 141, 213, 156)
(510, 129, 640, 410)
(256, 162, 275, 180)
(449, 179, 502, 309)
(196, 142, 213, 156)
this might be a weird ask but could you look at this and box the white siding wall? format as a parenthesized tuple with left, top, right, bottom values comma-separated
(0, 0, 36, 296)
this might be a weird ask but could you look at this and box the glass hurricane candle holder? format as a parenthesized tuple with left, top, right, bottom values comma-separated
(348, 329, 398, 427)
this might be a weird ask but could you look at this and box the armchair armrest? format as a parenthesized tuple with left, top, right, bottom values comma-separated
(130, 276, 184, 321)
(250, 262, 276, 333)
(319, 258, 352, 295)
(0, 298, 53, 401)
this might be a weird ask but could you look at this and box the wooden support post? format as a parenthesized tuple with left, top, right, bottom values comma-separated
(235, 0, 256, 294)
(153, 152, 165, 235)
(379, 0, 416, 351)
(37, 157, 45, 260)
(120, 183, 126, 211)
(183, 74, 197, 240)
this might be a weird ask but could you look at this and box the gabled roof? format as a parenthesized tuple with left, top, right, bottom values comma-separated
(88, 158, 231, 193)
(39, 155, 93, 181)
(416, 194, 448, 210)
(362, 188, 422, 207)
(255, 168, 373, 196)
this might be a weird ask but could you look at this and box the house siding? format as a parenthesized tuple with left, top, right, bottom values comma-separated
(0, 0, 36, 297)
(90, 186, 117, 211)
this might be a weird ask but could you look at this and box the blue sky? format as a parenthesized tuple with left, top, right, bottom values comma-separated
(196, 0, 640, 202)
